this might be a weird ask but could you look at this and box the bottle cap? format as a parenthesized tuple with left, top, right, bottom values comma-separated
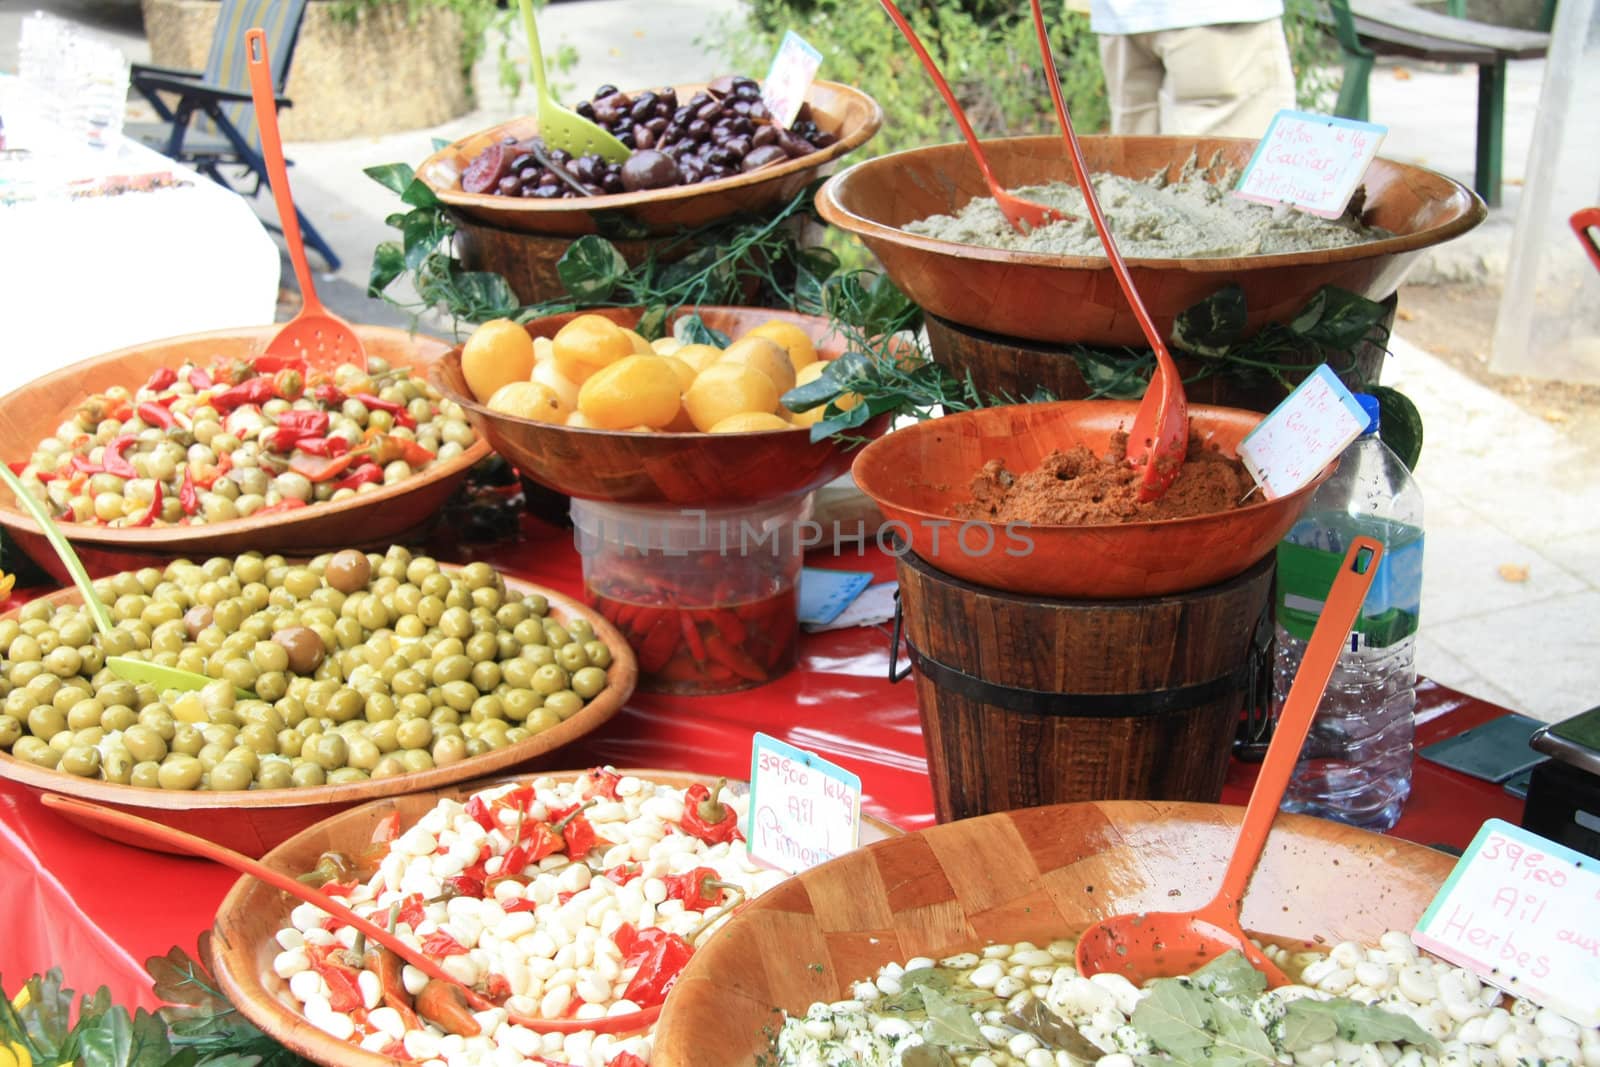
(1355, 393, 1380, 435)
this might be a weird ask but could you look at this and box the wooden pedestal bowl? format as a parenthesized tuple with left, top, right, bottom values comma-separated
(0, 325, 491, 582)
(851, 400, 1332, 599)
(429, 306, 888, 505)
(210, 768, 904, 1067)
(0, 574, 637, 858)
(817, 135, 1485, 347)
(418, 81, 881, 238)
(652, 800, 1456, 1067)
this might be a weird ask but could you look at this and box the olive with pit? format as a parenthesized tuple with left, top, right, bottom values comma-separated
(273, 626, 326, 676)
(324, 550, 372, 594)
(620, 150, 681, 192)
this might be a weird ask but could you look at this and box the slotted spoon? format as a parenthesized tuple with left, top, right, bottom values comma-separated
(1028, 0, 1187, 500)
(518, 0, 628, 163)
(245, 28, 366, 369)
(1075, 537, 1383, 986)
(878, 0, 1070, 234)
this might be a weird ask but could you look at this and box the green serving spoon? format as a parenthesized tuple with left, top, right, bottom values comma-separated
(518, 0, 629, 163)
(0, 464, 246, 697)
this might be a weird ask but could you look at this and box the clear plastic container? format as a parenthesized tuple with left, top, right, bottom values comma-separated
(571, 493, 813, 695)
(1272, 393, 1423, 831)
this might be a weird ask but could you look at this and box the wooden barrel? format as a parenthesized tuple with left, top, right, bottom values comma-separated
(923, 294, 1396, 413)
(896, 550, 1273, 823)
(451, 212, 684, 307)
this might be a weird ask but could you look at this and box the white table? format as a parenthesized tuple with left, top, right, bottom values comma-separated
(0, 75, 280, 397)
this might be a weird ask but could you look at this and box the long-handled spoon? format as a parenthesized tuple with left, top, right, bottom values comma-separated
(878, 0, 1071, 234)
(1074, 537, 1383, 985)
(518, 0, 629, 163)
(0, 464, 233, 696)
(1028, 0, 1187, 501)
(40, 793, 660, 1036)
(245, 29, 366, 369)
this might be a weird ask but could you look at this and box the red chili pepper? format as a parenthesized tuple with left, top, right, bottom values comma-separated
(356, 392, 417, 430)
(313, 383, 347, 407)
(442, 873, 485, 900)
(294, 435, 349, 457)
(584, 768, 624, 801)
(603, 863, 642, 885)
(194, 451, 232, 491)
(635, 615, 680, 674)
(69, 455, 102, 476)
(289, 451, 359, 483)
(321, 879, 358, 899)
(610, 1055, 648, 1067)
(502, 898, 538, 913)
(704, 634, 766, 683)
(188, 367, 213, 391)
(212, 377, 274, 412)
(679, 612, 708, 663)
(251, 354, 307, 375)
(143, 367, 178, 393)
(464, 794, 497, 833)
(137, 402, 178, 431)
(308, 945, 364, 1013)
(267, 409, 330, 452)
(130, 482, 163, 527)
(421, 931, 469, 957)
(254, 498, 309, 516)
(107, 402, 133, 422)
(611, 924, 693, 1008)
(371, 811, 402, 845)
(679, 780, 742, 845)
(663, 867, 727, 912)
(101, 435, 138, 479)
(366, 433, 434, 467)
(331, 463, 384, 494)
(397, 894, 427, 930)
(379, 1039, 407, 1060)
(482, 973, 513, 1002)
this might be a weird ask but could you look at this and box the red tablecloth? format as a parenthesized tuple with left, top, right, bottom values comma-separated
(0, 518, 1524, 1010)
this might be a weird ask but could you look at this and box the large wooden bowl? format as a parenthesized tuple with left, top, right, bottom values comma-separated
(430, 306, 888, 505)
(210, 768, 904, 1067)
(418, 81, 882, 237)
(816, 135, 1485, 346)
(653, 800, 1457, 1066)
(0, 325, 492, 582)
(0, 574, 637, 858)
(851, 400, 1333, 598)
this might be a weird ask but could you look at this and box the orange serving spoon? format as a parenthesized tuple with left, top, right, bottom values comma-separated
(245, 28, 365, 369)
(1074, 537, 1383, 986)
(1027, 0, 1187, 501)
(40, 793, 661, 1036)
(877, 0, 1071, 235)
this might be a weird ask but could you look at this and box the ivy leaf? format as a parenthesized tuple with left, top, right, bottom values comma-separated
(593, 210, 653, 240)
(919, 986, 985, 1050)
(1281, 998, 1440, 1052)
(1131, 980, 1276, 1067)
(1366, 385, 1423, 472)
(656, 247, 723, 295)
(363, 163, 415, 197)
(401, 178, 440, 210)
(1172, 285, 1248, 358)
(678, 314, 732, 348)
(1288, 286, 1389, 350)
(400, 210, 451, 271)
(450, 270, 520, 323)
(368, 241, 405, 298)
(1191, 951, 1268, 1003)
(636, 304, 670, 341)
(557, 236, 628, 302)
(782, 362, 848, 411)
(808, 399, 872, 443)
(1003, 999, 1105, 1061)
(76, 1005, 174, 1067)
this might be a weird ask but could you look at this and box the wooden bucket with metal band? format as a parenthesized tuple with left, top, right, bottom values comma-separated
(893, 549, 1274, 823)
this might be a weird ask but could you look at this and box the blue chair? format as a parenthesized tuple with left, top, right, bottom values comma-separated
(127, 0, 340, 270)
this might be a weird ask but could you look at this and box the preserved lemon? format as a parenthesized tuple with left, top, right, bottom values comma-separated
(461, 319, 536, 403)
(622, 328, 655, 355)
(748, 320, 818, 370)
(660, 356, 697, 392)
(578, 355, 682, 429)
(552, 314, 634, 384)
(684, 363, 780, 431)
(487, 381, 566, 423)
(709, 412, 792, 433)
(673, 343, 724, 374)
(716, 335, 796, 393)
(531, 359, 580, 413)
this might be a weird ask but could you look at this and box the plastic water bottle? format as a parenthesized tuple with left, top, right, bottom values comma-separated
(1272, 393, 1423, 831)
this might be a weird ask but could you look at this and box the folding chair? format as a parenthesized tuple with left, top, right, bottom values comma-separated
(127, 0, 340, 270)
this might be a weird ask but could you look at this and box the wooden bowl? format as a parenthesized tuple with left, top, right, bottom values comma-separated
(0, 573, 637, 858)
(418, 81, 882, 237)
(816, 135, 1486, 346)
(0, 325, 493, 582)
(851, 400, 1333, 598)
(653, 799, 1457, 1067)
(429, 306, 889, 505)
(210, 768, 904, 1067)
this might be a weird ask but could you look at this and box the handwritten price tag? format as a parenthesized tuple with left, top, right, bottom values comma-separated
(1233, 109, 1387, 219)
(1236, 364, 1367, 500)
(761, 30, 823, 130)
(747, 732, 861, 874)
(1414, 819, 1600, 1026)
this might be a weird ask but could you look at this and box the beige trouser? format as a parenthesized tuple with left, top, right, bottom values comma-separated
(1097, 19, 1296, 138)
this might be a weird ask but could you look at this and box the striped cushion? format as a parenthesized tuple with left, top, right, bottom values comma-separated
(194, 0, 307, 156)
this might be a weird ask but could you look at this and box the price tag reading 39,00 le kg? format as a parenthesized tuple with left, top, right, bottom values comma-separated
(746, 732, 861, 874)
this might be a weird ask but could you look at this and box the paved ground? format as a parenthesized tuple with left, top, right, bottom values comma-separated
(7, 5, 1595, 723)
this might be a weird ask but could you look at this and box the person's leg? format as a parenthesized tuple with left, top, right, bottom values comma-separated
(1151, 19, 1296, 138)
(1097, 31, 1162, 135)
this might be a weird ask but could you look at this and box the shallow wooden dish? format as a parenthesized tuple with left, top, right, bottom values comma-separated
(653, 799, 1456, 1066)
(418, 81, 882, 237)
(0, 325, 492, 582)
(0, 573, 637, 858)
(430, 306, 888, 505)
(851, 400, 1332, 598)
(210, 767, 904, 1067)
(816, 135, 1485, 346)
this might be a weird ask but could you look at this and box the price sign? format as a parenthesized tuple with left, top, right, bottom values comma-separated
(747, 732, 861, 873)
(1233, 109, 1387, 219)
(761, 30, 823, 130)
(1236, 364, 1367, 500)
(1414, 819, 1600, 1027)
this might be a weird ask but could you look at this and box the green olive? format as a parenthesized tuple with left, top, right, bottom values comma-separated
(306, 733, 348, 771)
(325, 687, 364, 724)
(209, 760, 253, 791)
(502, 659, 535, 690)
(431, 654, 473, 685)
(60, 744, 101, 777)
(571, 667, 608, 700)
(346, 737, 381, 771)
(130, 760, 161, 789)
(544, 690, 583, 720)
(158, 755, 204, 790)
(432, 733, 467, 766)
(556, 643, 590, 674)
(326, 767, 369, 786)
(290, 761, 326, 787)
(522, 645, 556, 669)
(531, 665, 569, 696)
(399, 749, 434, 773)
(502, 689, 541, 722)
(395, 717, 432, 750)
(251, 640, 289, 674)
(66, 698, 104, 731)
(469, 661, 501, 692)
(439, 680, 478, 713)
(122, 723, 167, 762)
(0, 714, 21, 747)
(468, 695, 505, 723)
(13, 736, 60, 767)
(171, 723, 205, 756)
(583, 641, 613, 669)
(371, 755, 405, 779)
(26, 705, 67, 741)
(258, 759, 293, 789)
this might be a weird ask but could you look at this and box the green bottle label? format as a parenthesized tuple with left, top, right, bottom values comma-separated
(1276, 517, 1423, 646)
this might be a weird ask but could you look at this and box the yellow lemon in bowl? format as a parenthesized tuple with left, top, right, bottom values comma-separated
(578, 355, 682, 429)
(673, 343, 724, 374)
(552, 314, 633, 384)
(709, 412, 793, 433)
(623, 328, 655, 355)
(716, 335, 796, 393)
(487, 380, 566, 423)
(684, 363, 780, 431)
(531, 359, 580, 413)
(747, 319, 819, 370)
(461, 318, 535, 403)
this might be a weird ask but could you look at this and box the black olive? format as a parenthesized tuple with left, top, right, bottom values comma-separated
(620, 149, 682, 191)
(707, 74, 738, 97)
(752, 125, 778, 148)
(741, 144, 789, 172)
(634, 126, 657, 150)
(575, 100, 596, 119)
(593, 84, 619, 100)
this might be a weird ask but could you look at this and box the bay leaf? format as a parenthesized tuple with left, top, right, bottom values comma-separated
(1131, 980, 1275, 1067)
(920, 986, 986, 1050)
(1004, 1000, 1105, 1061)
(1191, 951, 1268, 1002)
(1282, 998, 1440, 1052)
(901, 1044, 956, 1067)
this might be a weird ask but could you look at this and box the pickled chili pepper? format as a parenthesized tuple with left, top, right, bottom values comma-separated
(663, 867, 735, 912)
(298, 850, 356, 889)
(679, 779, 741, 844)
(251, 354, 307, 375)
(396, 893, 427, 930)
(416, 981, 481, 1036)
(274, 367, 304, 400)
(356, 392, 417, 429)
(704, 633, 766, 683)
(295, 435, 348, 457)
(212, 376, 274, 412)
(143, 366, 178, 392)
(331, 463, 383, 493)
(187, 367, 212, 391)
(635, 615, 679, 674)
(603, 862, 642, 885)
(195, 451, 231, 490)
(420, 930, 468, 957)
(254, 499, 309, 516)
(680, 612, 707, 663)
(69, 455, 102, 476)
(101, 435, 138, 479)
(313, 383, 346, 406)
(178, 467, 199, 516)
(136, 402, 179, 431)
(611, 923, 693, 1008)
(364, 945, 422, 1031)
(268, 410, 330, 452)
(368, 434, 434, 466)
(547, 802, 598, 859)
(584, 768, 624, 801)
(610, 1055, 648, 1067)
(289, 451, 359, 483)
(307, 944, 364, 1013)
(130, 482, 163, 527)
